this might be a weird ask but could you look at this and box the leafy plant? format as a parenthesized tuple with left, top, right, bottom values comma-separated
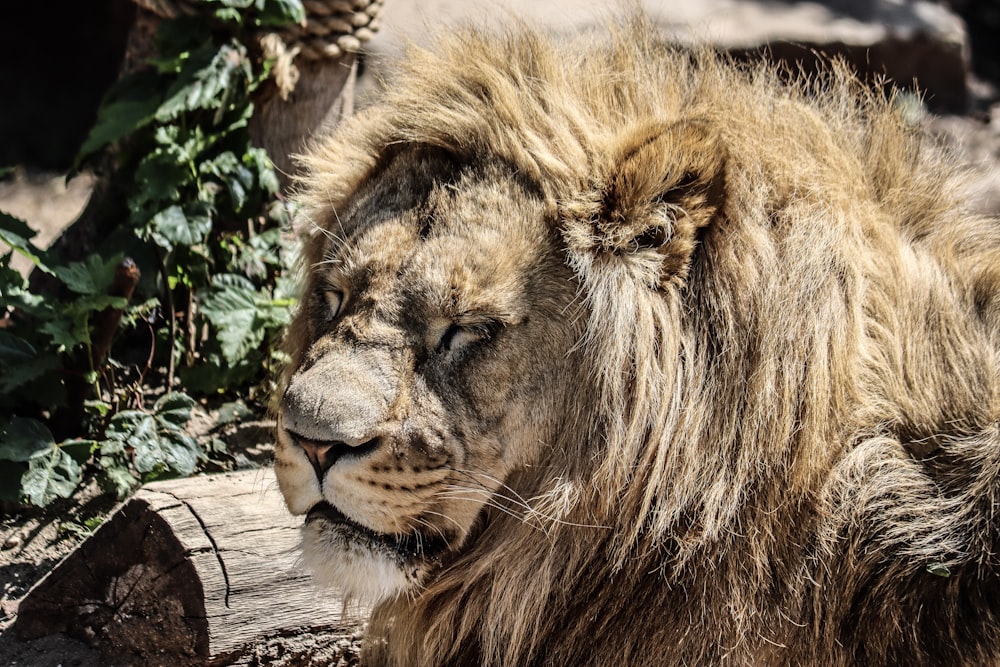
(98, 392, 203, 498)
(0, 418, 82, 506)
(0, 0, 304, 507)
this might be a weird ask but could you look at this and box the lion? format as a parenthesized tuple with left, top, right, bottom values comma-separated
(272, 16, 1000, 667)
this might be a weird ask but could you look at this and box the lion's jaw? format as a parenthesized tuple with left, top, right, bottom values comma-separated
(275, 411, 463, 603)
(274, 155, 580, 605)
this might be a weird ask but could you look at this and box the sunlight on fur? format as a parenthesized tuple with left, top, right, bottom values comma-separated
(299, 521, 412, 605)
(272, 13, 1000, 667)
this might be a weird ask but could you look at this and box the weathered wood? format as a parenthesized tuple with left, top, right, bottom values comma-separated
(15, 469, 366, 666)
(249, 54, 358, 189)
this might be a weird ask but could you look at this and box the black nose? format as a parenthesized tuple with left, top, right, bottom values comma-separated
(288, 434, 380, 480)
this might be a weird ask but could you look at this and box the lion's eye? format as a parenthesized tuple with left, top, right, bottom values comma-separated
(324, 289, 346, 320)
(437, 321, 500, 354)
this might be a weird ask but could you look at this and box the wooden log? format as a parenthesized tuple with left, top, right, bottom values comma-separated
(14, 469, 367, 666)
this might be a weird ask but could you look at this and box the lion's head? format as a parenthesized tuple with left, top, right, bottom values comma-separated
(275, 148, 584, 600)
(275, 17, 1000, 667)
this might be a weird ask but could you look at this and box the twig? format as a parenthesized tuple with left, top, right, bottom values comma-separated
(157, 249, 177, 390)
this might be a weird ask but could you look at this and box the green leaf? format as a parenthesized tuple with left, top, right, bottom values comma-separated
(257, 0, 306, 26)
(257, 294, 294, 328)
(0, 289, 51, 321)
(203, 150, 258, 213)
(50, 253, 123, 295)
(61, 439, 98, 465)
(0, 249, 23, 283)
(0, 462, 26, 502)
(32, 292, 128, 354)
(0, 330, 35, 361)
(84, 515, 105, 531)
(0, 418, 55, 462)
(39, 315, 89, 352)
(205, 0, 256, 9)
(266, 198, 293, 226)
(22, 446, 82, 506)
(202, 150, 240, 176)
(98, 458, 138, 499)
(216, 400, 253, 426)
(67, 293, 129, 314)
(126, 413, 162, 472)
(0, 211, 52, 274)
(156, 43, 251, 122)
(149, 204, 213, 248)
(153, 16, 212, 59)
(77, 69, 163, 160)
(84, 400, 113, 418)
(134, 425, 201, 478)
(105, 403, 202, 479)
(0, 332, 61, 393)
(247, 147, 280, 196)
(197, 0, 305, 25)
(99, 429, 130, 455)
(213, 7, 244, 23)
(198, 273, 263, 363)
(0, 357, 61, 394)
(129, 141, 190, 215)
(59, 516, 103, 537)
(154, 391, 197, 427)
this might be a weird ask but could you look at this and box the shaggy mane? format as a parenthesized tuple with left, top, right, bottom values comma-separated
(293, 16, 1000, 667)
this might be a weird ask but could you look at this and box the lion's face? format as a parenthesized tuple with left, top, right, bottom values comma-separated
(274, 152, 580, 603)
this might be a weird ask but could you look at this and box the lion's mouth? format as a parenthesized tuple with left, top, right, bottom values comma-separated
(306, 501, 450, 563)
(306, 500, 352, 525)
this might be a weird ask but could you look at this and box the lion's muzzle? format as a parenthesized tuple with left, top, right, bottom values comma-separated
(291, 436, 380, 480)
(280, 339, 399, 476)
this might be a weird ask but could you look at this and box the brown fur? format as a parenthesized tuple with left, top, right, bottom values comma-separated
(274, 16, 1000, 666)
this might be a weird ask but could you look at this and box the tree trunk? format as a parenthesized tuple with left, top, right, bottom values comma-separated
(15, 469, 366, 666)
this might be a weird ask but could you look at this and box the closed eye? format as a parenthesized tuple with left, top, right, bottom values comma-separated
(437, 320, 501, 354)
(324, 288, 347, 320)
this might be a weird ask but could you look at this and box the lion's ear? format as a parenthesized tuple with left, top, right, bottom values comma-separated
(560, 120, 726, 289)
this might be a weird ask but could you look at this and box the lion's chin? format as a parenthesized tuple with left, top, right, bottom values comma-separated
(299, 502, 444, 605)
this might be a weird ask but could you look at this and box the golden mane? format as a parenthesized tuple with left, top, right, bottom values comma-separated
(289, 16, 1000, 666)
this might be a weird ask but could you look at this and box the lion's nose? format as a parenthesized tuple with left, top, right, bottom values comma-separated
(299, 439, 336, 478)
(291, 436, 380, 480)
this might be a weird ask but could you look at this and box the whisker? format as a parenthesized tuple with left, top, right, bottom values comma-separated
(441, 486, 553, 537)
(310, 256, 344, 271)
(441, 483, 551, 530)
(416, 511, 463, 539)
(330, 202, 349, 243)
(444, 467, 610, 531)
(448, 467, 570, 524)
(449, 467, 537, 510)
(308, 220, 344, 244)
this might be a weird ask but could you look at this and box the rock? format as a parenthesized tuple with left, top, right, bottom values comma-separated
(359, 0, 970, 112)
